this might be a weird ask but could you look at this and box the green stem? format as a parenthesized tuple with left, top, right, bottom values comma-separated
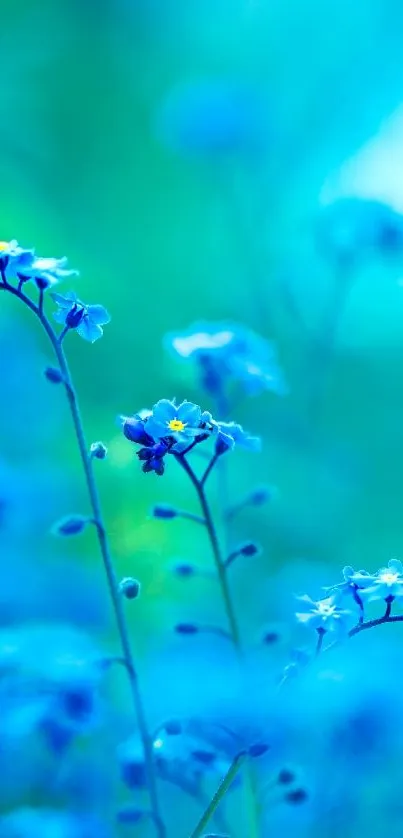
(189, 752, 247, 838)
(175, 454, 240, 647)
(0, 282, 165, 837)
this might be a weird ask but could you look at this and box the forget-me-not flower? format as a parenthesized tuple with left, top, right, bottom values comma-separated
(296, 594, 352, 633)
(324, 565, 374, 606)
(316, 197, 403, 266)
(122, 398, 260, 474)
(358, 558, 403, 603)
(0, 240, 78, 288)
(166, 320, 287, 398)
(52, 292, 110, 342)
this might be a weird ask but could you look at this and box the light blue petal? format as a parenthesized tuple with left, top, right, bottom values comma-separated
(51, 291, 78, 308)
(52, 309, 68, 325)
(76, 318, 103, 343)
(143, 417, 169, 440)
(152, 399, 177, 423)
(176, 401, 201, 426)
(388, 558, 403, 574)
(86, 304, 111, 325)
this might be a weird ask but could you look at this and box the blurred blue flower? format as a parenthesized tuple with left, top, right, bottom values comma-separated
(166, 321, 287, 400)
(155, 78, 263, 157)
(357, 558, 403, 603)
(324, 565, 374, 603)
(213, 420, 261, 454)
(316, 198, 403, 266)
(0, 808, 110, 838)
(296, 594, 352, 633)
(52, 292, 110, 342)
(0, 241, 78, 289)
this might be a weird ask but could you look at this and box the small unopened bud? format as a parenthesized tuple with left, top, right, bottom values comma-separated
(173, 562, 196, 577)
(175, 623, 199, 635)
(152, 505, 178, 519)
(164, 720, 182, 735)
(44, 366, 63, 384)
(248, 486, 272, 506)
(119, 577, 141, 600)
(52, 514, 89, 536)
(278, 768, 296, 785)
(239, 542, 260, 557)
(285, 788, 308, 805)
(90, 441, 108, 460)
(215, 433, 234, 456)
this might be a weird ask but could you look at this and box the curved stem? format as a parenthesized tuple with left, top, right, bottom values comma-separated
(0, 282, 165, 837)
(190, 752, 247, 838)
(348, 612, 403, 639)
(174, 453, 240, 648)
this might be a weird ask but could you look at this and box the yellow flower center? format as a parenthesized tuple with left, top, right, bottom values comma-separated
(0, 241, 9, 252)
(380, 571, 398, 585)
(168, 418, 186, 432)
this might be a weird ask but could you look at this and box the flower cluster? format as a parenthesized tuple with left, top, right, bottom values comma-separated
(296, 559, 403, 639)
(0, 240, 78, 289)
(0, 240, 110, 344)
(122, 398, 260, 474)
(165, 321, 287, 403)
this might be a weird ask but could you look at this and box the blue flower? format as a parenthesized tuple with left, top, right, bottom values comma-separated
(358, 558, 403, 603)
(324, 565, 374, 603)
(212, 420, 261, 454)
(145, 399, 206, 444)
(296, 594, 352, 633)
(155, 78, 262, 157)
(316, 197, 403, 266)
(0, 241, 78, 288)
(166, 321, 287, 398)
(0, 808, 110, 838)
(52, 292, 110, 342)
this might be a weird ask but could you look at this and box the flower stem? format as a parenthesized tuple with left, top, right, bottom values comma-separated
(175, 453, 261, 838)
(175, 454, 240, 647)
(348, 612, 403, 639)
(189, 752, 247, 838)
(0, 283, 165, 838)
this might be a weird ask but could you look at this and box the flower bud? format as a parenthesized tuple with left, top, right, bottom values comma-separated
(52, 514, 89, 536)
(90, 441, 108, 459)
(44, 366, 63, 384)
(175, 623, 199, 635)
(119, 577, 141, 600)
(152, 505, 178, 519)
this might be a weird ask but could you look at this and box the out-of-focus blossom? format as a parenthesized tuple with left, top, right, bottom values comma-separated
(213, 419, 261, 454)
(324, 565, 374, 603)
(166, 321, 287, 400)
(358, 558, 403, 603)
(296, 594, 352, 633)
(0, 241, 78, 289)
(155, 78, 263, 157)
(0, 808, 110, 838)
(52, 292, 110, 342)
(315, 197, 403, 266)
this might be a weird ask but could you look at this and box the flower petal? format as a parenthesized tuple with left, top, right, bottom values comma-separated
(86, 304, 111, 325)
(176, 401, 202, 426)
(152, 400, 177, 423)
(76, 318, 103, 343)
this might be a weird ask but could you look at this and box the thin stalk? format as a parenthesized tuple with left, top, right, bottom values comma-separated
(189, 752, 247, 838)
(0, 282, 165, 837)
(174, 453, 240, 647)
(175, 453, 261, 838)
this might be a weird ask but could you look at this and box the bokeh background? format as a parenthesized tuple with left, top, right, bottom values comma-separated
(3, 1, 403, 836)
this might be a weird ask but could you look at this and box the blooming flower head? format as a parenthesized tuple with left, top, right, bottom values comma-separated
(212, 419, 261, 453)
(358, 558, 403, 603)
(0, 241, 77, 288)
(52, 292, 110, 342)
(324, 565, 374, 602)
(155, 78, 262, 157)
(166, 321, 287, 399)
(122, 398, 259, 474)
(316, 197, 403, 266)
(296, 594, 352, 633)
